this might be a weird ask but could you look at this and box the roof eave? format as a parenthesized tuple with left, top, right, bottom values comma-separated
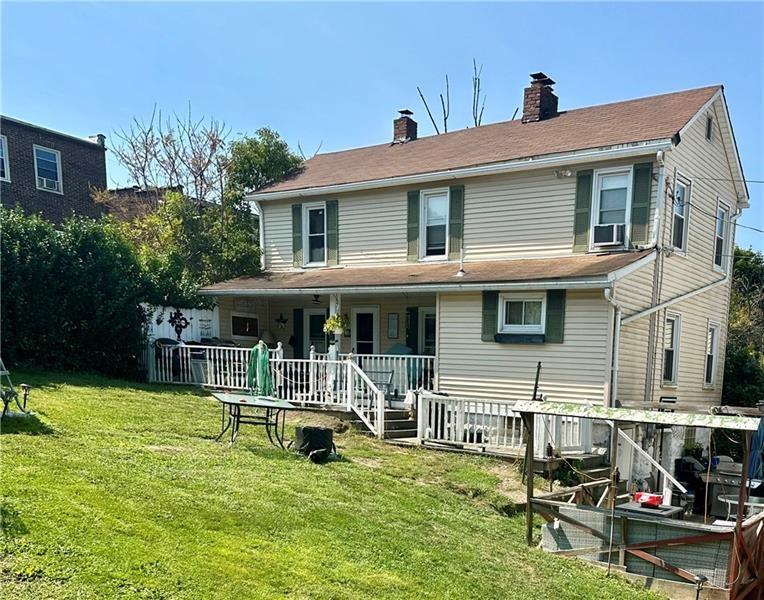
(199, 275, 612, 297)
(247, 139, 673, 202)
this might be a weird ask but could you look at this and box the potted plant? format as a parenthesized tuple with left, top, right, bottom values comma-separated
(323, 313, 350, 335)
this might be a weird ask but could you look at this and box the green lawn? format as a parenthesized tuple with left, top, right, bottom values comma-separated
(1, 371, 663, 599)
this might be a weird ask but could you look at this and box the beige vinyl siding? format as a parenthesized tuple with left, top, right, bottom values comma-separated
(436, 290, 609, 404)
(262, 200, 294, 270)
(260, 158, 659, 270)
(338, 190, 407, 265)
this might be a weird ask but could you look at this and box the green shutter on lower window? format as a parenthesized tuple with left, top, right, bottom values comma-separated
(292, 204, 303, 267)
(630, 163, 653, 246)
(481, 291, 499, 342)
(448, 185, 465, 261)
(545, 290, 566, 343)
(407, 190, 420, 262)
(573, 170, 593, 253)
(326, 199, 339, 265)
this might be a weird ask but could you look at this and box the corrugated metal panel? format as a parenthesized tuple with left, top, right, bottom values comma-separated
(437, 290, 608, 404)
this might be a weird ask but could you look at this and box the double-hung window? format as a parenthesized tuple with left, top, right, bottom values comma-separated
(672, 178, 690, 252)
(499, 293, 546, 334)
(662, 312, 681, 385)
(704, 322, 720, 386)
(713, 201, 730, 271)
(0, 135, 9, 182)
(34, 145, 63, 193)
(591, 168, 631, 248)
(303, 202, 326, 266)
(420, 189, 449, 258)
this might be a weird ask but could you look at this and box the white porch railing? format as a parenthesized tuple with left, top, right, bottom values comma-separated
(147, 341, 386, 438)
(338, 353, 435, 397)
(417, 392, 591, 456)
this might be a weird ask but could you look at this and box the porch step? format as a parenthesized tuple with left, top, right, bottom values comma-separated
(383, 427, 418, 440)
(382, 418, 418, 432)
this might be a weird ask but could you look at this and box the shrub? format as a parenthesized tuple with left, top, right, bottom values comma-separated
(1, 208, 147, 378)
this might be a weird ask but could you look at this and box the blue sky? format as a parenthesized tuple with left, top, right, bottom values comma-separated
(2, 2, 762, 249)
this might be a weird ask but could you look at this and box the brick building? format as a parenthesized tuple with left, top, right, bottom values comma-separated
(0, 116, 107, 223)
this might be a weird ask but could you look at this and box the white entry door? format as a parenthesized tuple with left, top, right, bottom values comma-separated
(351, 307, 379, 355)
(304, 308, 327, 356)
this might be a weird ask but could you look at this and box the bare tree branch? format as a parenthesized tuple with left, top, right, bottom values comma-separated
(440, 75, 450, 133)
(417, 86, 440, 135)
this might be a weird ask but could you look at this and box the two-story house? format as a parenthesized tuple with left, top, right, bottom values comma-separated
(197, 74, 747, 477)
(0, 115, 107, 223)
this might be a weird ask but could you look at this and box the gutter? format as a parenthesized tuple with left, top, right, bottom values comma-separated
(643, 149, 669, 249)
(604, 288, 622, 408)
(248, 140, 673, 202)
(253, 199, 265, 271)
(199, 276, 611, 297)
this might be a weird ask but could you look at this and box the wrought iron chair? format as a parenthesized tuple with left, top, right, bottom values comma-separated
(0, 358, 30, 419)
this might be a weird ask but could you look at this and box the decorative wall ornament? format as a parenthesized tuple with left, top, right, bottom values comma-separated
(275, 313, 289, 329)
(168, 310, 191, 341)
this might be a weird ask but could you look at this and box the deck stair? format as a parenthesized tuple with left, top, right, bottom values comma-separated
(347, 408, 417, 439)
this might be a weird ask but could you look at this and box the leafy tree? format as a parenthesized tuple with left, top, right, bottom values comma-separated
(227, 128, 303, 195)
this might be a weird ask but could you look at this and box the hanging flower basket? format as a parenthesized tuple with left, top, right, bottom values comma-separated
(323, 313, 349, 335)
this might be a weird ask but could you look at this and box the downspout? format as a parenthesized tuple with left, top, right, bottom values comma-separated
(253, 199, 266, 271)
(604, 287, 622, 408)
(640, 149, 668, 250)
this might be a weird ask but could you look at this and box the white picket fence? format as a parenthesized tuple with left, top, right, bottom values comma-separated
(417, 392, 591, 457)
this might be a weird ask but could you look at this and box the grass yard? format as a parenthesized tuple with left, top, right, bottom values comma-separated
(0, 371, 663, 599)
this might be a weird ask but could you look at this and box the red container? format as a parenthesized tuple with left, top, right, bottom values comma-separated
(634, 492, 664, 507)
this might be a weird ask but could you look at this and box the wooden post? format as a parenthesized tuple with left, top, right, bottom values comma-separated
(524, 412, 535, 547)
(606, 422, 620, 576)
(728, 430, 753, 589)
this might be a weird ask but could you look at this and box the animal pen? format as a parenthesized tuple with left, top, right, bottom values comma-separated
(514, 400, 763, 599)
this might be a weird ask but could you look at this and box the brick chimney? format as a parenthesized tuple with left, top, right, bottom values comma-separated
(522, 72, 559, 123)
(393, 109, 417, 142)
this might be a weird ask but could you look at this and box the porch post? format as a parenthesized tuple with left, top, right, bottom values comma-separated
(523, 412, 535, 547)
(330, 293, 342, 352)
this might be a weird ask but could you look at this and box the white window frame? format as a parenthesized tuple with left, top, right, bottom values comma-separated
(419, 187, 450, 261)
(302, 201, 327, 267)
(662, 312, 681, 387)
(498, 292, 546, 334)
(33, 144, 63, 194)
(713, 199, 731, 273)
(704, 321, 721, 388)
(230, 312, 260, 341)
(0, 135, 9, 182)
(671, 174, 691, 254)
(589, 165, 633, 251)
(350, 306, 380, 355)
(418, 307, 437, 355)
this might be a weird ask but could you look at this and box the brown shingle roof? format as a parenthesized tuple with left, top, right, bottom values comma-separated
(200, 251, 651, 294)
(257, 86, 718, 195)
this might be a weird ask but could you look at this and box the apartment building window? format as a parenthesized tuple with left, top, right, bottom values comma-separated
(705, 322, 720, 386)
(714, 201, 730, 271)
(499, 292, 546, 334)
(662, 312, 681, 385)
(302, 202, 326, 265)
(0, 135, 9, 182)
(672, 178, 690, 252)
(420, 189, 449, 258)
(591, 167, 631, 249)
(34, 145, 63, 193)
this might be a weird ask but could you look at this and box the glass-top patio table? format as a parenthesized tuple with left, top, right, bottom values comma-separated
(211, 392, 296, 447)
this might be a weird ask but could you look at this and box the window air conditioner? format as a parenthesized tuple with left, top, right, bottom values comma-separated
(592, 223, 625, 247)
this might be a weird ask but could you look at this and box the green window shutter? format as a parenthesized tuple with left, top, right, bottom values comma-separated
(630, 163, 653, 246)
(405, 307, 419, 352)
(545, 290, 566, 343)
(448, 185, 465, 261)
(291, 204, 303, 267)
(481, 291, 499, 342)
(292, 308, 304, 358)
(573, 170, 593, 253)
(326, 199, 339, 265)
(407, 190, 420, 262)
